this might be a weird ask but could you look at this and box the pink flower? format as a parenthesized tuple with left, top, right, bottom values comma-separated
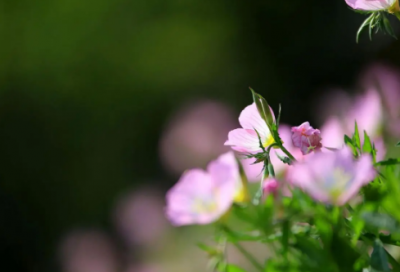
(320, 117, 345, 149)
(291, 122, 322, 155)
(263, 178, 279, 195)
(346, 89, 383, 140)
(225, 103, 275, 154)
(288, 147, 376, 206)
(345, 0, 398, 11)
(165, 152, 241, 226)
(360, 63, 400, 137)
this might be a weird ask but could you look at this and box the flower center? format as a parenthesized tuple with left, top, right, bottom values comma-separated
(263, 134, 275, 148)
(326, 168, 352, 201)
(192, 198, 218, 213)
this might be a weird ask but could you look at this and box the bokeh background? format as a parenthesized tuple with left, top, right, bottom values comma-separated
(2, 1, 400, 271)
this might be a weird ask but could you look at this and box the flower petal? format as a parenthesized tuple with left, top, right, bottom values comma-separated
(238, 103, 270, 137)
(345, 0, 395, 10)
(225, 128, 264, 153)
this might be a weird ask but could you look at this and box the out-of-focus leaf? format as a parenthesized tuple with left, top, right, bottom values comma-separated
(197, 243, 219, 255)
(363, 178, 386, 202)
(370, 239, 390, 272)
(282, 220, 290, 256)
(275, 152, 292, 165)
(222, 227, 266, 242)
(330, 233, 361, 271)
(227, 264, 248, 272)
(396, 141, 400, 147)
(363, 131, 373, 154)
(375, 158, 400, 166)
(382, 14, 397, 39)
(315, 217, 332, 247)
(385, 247, 400, 271)
(353, 122, 361, 150)
(345, 135, 358, 155)
(267, 162, 275, 177)
(362, 233, 400, 247)
(362, 212, 400, 234)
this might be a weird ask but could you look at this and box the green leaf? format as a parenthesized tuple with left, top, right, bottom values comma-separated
(357, 13, 375, 43)
(375, 158, 400, 166)
(275, 152, 292, 165)
(250, 88, 274, 130)
(382, 14, 397, 39)
(344, 135, 358, 155)
(276, 103, 282, 127)
(385, 247, 400, 271)
(282, 220, 290, 257)
(267, 162, 275, 177)
(197, 243, 219, 255)
(222, 227, 266, 242)
(227, 264, 248, 272)
(353, 122, 361, 150)
(363, 131, 373, 154)
(396, 141, 400, 147)
(370, 239, 390, 272)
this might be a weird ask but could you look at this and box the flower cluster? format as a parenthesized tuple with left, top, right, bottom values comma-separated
(164, 90, 400, 272)
(166, 91, 377, 225)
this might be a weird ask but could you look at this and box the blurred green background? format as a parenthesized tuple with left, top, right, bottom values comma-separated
(2, 0, 400, 271)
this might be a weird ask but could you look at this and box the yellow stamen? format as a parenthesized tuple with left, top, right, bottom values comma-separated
(263, 134, 275, 148)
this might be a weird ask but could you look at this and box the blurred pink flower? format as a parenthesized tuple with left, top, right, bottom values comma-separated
(113, 187, 168, 248)
(360, 63, 400, 136)
(59, 230, 120, 272)
(320, 117, 386, 161)
(346, 89, 383, 140)
(165, 151, 240, 226)
(291, 122, 322, 155)
(225, 103, 275, 154)
(159, 100, 236, 175)
(318, 89, 386, 159)
(288, 147, 376, 206)
(345, 0, 397, 11)
(242, 124, 303, 182)
(263, 178, 279, 195)
(320, 117, 345, 149)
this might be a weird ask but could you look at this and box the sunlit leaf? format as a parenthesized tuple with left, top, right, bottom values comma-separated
(227, 264, 248, 272)
(363, 131, 372, 154)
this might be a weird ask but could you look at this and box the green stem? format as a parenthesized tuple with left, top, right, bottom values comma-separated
(233, 242, 264, 272)
(280, 145, 296, 162)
